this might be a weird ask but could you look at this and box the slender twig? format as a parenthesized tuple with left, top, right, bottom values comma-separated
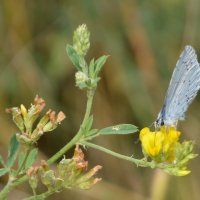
(81, 141, 151, 167)
(23, 189, 56, 200)
(81, 141, 178, 170)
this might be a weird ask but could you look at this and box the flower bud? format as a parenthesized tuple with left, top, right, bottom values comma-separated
(6, 107, 24, 132)
(75, 71, 89, 89)
(27, 167, 39, 191)
(20, 104, 27, 118)
(78, 178, 102, 190)
(41, 170, 56, 189)
(73, 24, 90, 57)
(16, 133, 33, 145)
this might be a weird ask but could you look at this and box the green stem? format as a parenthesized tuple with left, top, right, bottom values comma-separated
(0, 147, 32, 200)
(0, 90, 95, 200)
(47, 89, 94, 165)
(0, 180, 14, 200)
(82, 141, 175, 169)
(23, 189, 56, 200)
(81, 141, 152, 167)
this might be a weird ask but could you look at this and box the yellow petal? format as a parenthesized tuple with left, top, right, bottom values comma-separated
(20, 104, 27, 118)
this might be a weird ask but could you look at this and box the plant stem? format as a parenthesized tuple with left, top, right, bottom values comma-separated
(47, 89, 94, 165)
(81, 141, 151, 167)
(23, 189, 56, 200)
(0, 180, 14, 200)
(82, 141, 176, 169)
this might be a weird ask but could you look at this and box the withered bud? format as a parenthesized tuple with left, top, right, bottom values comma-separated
(40, 160, 49, 171)
(78, 178, 102, 190)
(6, 107, 24, 132)
(30, 109, 65, 142)
(27, 166, 39, 177)
(33, 95, 46, 114)
(76, 165, 102, 184)
(56, 111, 66, 124)
(73, 145, 88, 171)
(73, 145, 85, 161)
(49, 111, 56, 123)
(27, 166, 39, 191)
(42, 110, 66, 132)
(49, 111, 66, 124)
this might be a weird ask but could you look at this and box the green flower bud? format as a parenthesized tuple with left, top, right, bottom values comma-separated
(75, 71, 89, 89)
(41, 170, 56, 189)
(57, 158, 73, 178)
(73, 24, 90, 57)
(16, 133, 33, 145)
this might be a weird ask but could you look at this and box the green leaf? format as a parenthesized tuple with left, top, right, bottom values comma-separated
(7, 134, 20, 167)
(94, 55, 109, 76)
(89, 59, 95, 77)
(81, 115, 94, 136)
(87, 129, 98, 137)
(18, 152, 25, 169)
(25, 148, 38, 169)
(98, 124, 138, 135)
(66, 45, 82, 71)
(0, 168, 9, 177)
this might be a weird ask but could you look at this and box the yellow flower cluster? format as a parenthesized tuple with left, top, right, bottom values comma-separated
(139, 126, 181, 162)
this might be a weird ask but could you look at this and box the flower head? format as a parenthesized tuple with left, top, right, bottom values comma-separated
(140, 126, 180, 162)
(73, 24, 90, 57)
(139, 126, 197, 176)
(6, 96, 66, 145)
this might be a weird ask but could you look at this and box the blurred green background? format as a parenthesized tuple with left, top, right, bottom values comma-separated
(1, 0, 200, 199)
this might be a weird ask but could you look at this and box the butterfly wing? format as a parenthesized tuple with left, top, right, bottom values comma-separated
(157, 46, 200, 126)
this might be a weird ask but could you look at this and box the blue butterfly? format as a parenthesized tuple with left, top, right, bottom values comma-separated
(156, 46, 200, 128)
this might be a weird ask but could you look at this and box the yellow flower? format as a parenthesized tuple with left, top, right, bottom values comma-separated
(139, 126, 181, 162)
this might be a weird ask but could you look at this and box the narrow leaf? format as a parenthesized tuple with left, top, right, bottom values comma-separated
(98, 124, 138, 135)
(7, 134, 19, 167)
(25, 148, 38, 169)
(18, 152, 25, 169)
(87, 129, 98, 137)
(94, 55, 109, 76)
(0, 168, 9, 177)
(66, 45, 82, 71)
(89, 59, 95, 77)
